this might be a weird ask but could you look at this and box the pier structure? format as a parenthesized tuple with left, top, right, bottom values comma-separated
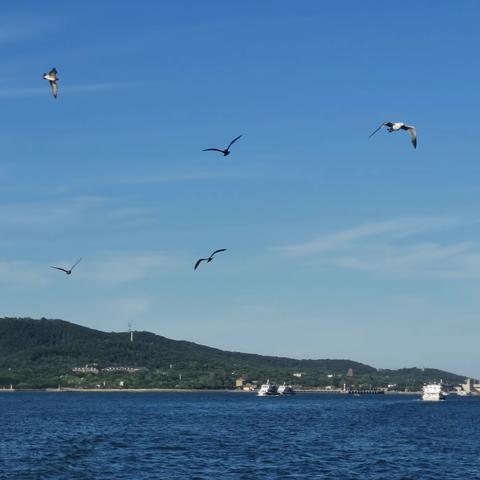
(347, 388, 385, 395)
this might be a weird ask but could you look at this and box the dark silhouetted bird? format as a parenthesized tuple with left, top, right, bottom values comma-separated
(369, 122, 417, 149)
(50, 258, 82, 275)
(203, 135, 242, 156)
(194, 249, 226, 270)
(43, 68, 58, 98)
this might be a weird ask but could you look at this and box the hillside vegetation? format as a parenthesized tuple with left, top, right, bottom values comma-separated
(0, 318, 465, 390)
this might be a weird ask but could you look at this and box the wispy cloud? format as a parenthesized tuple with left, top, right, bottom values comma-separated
(0, 195, 163, 233)
(333, 242, 479, 278)
(0, 196, 108, 226)
(0, 26, 35, 44)
(275, 216, 460, 256)
(275, 215, 480, 279)
(0, 250, 182, 289)
(97, 296, 154, 324)
(0, 16, 58, 45)
(0, 82, 141, 97)
(94, 170, 250, 186)
(78, 251, 184, 285)
(0, 260, 48, 287)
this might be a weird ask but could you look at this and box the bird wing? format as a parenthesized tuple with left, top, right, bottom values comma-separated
(203, 148, 224, 153)
(50, 81, 58, 98)
(194, 258, 207, 270)
(49, 68, 58, 79)
(402, 126, 417, 148)
(50, 266, 69, 273)
(227, 135, 242, 150)
(210, 249, 227, 257)
(368, 123, 386, 138)
(70, 257, 82, 271)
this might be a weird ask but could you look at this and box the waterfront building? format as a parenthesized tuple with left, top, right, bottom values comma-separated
(72, 366, 99, 374)
(102, 366, 147, 373)
(462, 378, 480, 394)
(235, 377, 246, 388)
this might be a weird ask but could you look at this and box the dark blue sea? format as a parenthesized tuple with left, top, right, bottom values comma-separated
(0, 392, 479, 479)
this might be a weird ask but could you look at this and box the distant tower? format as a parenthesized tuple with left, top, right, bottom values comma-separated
(128, 322, 133, 343)
(464, 378, 474, 393)
(347, 368, 354, 377)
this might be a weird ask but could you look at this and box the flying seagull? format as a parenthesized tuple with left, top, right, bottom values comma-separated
(194, 249, 226, 270)
(369, 122, 417, 149)
(43, 68, 58, 98)
(50, 258, 82, 275)
(203, 135, 242, 156)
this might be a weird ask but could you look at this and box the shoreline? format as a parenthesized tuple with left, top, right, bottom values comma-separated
(1, 388, 422, 395)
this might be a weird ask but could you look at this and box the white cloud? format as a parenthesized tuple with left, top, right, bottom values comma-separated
(0, 260, 49, 286)
(0, 195, 161, 233)
(0, 82, 141, 97)
(0, 196, 108, 226)
(333, 242, 480, 277)
(275, 215, 460, 256)
(78, 251, 184, 285)
(275, 215, 480, 279)
(0, 16, 58, 45)
(97, 296, 154, 325)
(93, 170, 249, 186)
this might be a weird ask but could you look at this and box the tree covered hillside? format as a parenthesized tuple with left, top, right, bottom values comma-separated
(0, 318, 465, 390)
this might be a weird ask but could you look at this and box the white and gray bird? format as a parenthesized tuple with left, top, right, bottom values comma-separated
(369, 122, 417, 149)
(43, 68, 58, 98)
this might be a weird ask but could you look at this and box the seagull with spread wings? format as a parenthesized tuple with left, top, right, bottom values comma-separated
(50, 258, 82, 275)
(194, 249, 226, 270)
(43, 68, 59, 98)
(203, 135, 242, 156)
(369, 122, 417, 149)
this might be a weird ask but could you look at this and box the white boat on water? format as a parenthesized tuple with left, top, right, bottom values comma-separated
(257, 380, 278, 396)
(277, 383, 295, 395)
(422, 383, 446, 401)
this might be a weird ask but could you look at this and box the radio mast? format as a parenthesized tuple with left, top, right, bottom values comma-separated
(128, 322, 133, 343)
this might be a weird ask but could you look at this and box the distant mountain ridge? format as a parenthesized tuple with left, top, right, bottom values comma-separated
(0, 317, 466, 389)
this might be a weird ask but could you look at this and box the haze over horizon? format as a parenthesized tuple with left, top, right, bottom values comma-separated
(1, 1, 479, 378)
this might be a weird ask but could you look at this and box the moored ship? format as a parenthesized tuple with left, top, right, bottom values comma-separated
(422, 383, 446, 401)
(277, 383, 295, 395)
(257, 380, 279, 396)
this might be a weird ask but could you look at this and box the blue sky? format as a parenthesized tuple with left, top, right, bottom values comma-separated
(1, 1, 479, 377)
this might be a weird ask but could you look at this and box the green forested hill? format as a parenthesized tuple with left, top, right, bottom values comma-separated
(0, 317, 466, 389)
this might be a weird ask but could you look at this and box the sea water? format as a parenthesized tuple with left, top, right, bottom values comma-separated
(0, 392, 478, 479)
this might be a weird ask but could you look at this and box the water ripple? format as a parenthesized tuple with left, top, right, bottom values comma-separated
(0, 392, 478, 479)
